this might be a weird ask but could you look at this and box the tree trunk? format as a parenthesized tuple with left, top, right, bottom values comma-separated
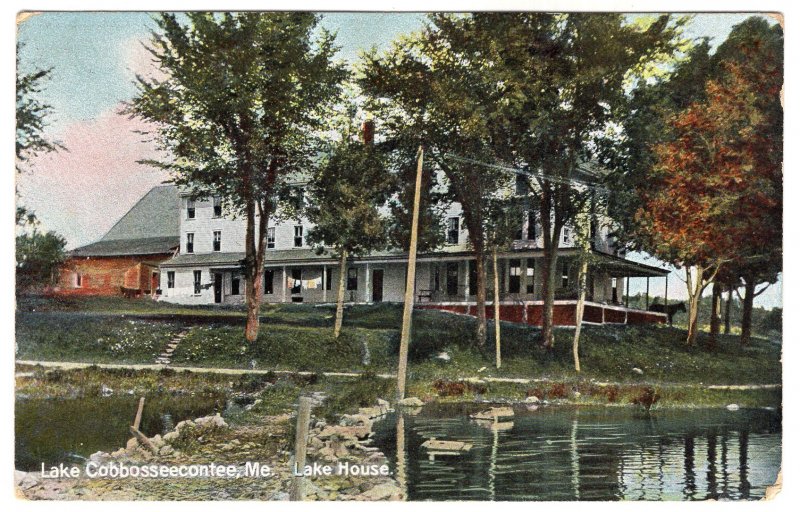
(724, 286, 733, 335)
(708, 281, 722, 349)
(572, 256, 588, 372)
(492, 248, 501, 369)
(334, 250, 348, 338)
(474, 250, 488, 346)
(685, 266, 704, 346)
(540, 186, 560, 350)
(244, 197, 268, 342)
(740, 273, 756, 346)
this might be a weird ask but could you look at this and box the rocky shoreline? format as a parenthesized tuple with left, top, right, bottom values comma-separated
(15, 398, 404, 501)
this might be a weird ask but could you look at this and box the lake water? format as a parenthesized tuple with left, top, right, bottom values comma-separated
(15, 393, 226, 471)
(370, 404, 781, 501)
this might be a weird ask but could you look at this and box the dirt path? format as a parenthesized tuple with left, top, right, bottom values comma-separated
(15, 359, 781, 390)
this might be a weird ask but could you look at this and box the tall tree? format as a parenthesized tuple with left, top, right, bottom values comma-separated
(16, 229, 66, 293)
(128, 13, 346, 341)
(360, 15, 506, 346)
(467, 13, 684, 348)
(305, 119, 394, 338)
(16, 45, 62, 225)
(635, 52, 782, 346)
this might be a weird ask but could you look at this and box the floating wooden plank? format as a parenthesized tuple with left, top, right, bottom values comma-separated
(470, 407, 515, 420)
(129, 426, 159, 454)
(421, 438, 473, 452)
(132, 397, 145, 431)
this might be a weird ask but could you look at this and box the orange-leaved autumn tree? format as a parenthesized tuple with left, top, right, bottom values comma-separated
(636, 57, 782, 346)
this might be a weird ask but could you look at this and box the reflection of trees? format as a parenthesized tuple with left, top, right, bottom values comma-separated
(683, 435, 697, 499)
(738, 431, 751, 500)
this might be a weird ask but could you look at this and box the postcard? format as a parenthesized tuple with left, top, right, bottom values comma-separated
(13, 9, 782, 502)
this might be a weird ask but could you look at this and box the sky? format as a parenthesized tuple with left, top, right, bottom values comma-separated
(15, 11, 782, 309)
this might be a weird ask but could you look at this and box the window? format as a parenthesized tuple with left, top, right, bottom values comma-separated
(611, 278, 618, 303)
(347, 268, 358, 291)
(75, 273, 82, 288)
(212, 196, 222, 218)
(446, 262, 459, 296)
(193, 270, 202, 295)
(291, 268, 302, 294)
(446, 217, 459, 245)
(231, 275, 240, 295)
(469, 260, 477, 296)
(562, 261, 570, 288)
(325, 268, 332, 291)
(526, 258, 535, 294)
(213, 231, 221, 252)
(167, 271, 175, 289)
(515, 173, 528, 195)
(267, 227, 275, 249)
(562, 227, 570, 244)
(294, 226, 303, 247)
(264, 269, 274, 295)
(509, 259, 521, 293)
(186, 233, 194, 253)
(187, 199, 196, 219)
(527, 211, 536, 240)
(433, 266, 441, 292)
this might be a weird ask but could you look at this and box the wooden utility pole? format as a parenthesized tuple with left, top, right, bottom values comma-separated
(290, 396, 312, 501)
(493, 248, 501, 369)
(397, 146, 424, 400)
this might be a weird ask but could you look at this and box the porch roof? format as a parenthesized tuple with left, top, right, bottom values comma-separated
(592, 251, 670, 278)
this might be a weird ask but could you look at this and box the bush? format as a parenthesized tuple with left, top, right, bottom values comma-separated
(631, 386, 660, 410)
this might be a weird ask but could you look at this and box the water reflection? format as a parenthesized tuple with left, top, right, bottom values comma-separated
(372, 405, 780, 501)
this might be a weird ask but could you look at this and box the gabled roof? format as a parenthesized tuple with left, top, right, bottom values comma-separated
(70, 185, 180, 258)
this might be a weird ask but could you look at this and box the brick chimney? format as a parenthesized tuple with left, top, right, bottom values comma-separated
(361, 119, 375, 145)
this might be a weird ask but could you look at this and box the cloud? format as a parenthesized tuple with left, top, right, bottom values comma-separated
(17, 106, 170, 249)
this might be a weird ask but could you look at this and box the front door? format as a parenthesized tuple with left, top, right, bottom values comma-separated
(446, 262, 459, 296)
(372, 269, 384, 302)
(214, 273, 223, 304)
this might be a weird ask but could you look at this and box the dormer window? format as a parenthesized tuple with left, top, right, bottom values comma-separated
(187, 199, 196, 219)
(212, 197, 222, 218)
(562, 227, 570, 244)
(294, 226, 303, 247)
(446, 217, 459, 245)
(213, 231, 221, 252)
(527, 211, 537, 240)
(267, 227, 275, 249)
(186, 233, 194, 253)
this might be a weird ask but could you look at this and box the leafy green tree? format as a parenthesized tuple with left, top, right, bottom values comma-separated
(128, 13, 347, 341)
(16, 230, 66, 292)
(463, 13, 684, 348)
(16, 44, 62, 225)
(360, 14, 510, 346)
(305, 119, 394, 338)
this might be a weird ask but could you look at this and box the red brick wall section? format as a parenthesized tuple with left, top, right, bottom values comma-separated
(54, 255, 168, 296)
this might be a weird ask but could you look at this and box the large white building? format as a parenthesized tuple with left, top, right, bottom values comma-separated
(156, 173, 668, 327)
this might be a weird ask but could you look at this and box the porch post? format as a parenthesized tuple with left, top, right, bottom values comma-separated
(625, 276, 630, 308)
(282, 266, 287, 303)
(322, 264, 327, 302)
(664, 275, 669, 306)
(645, 277, 650, 309)
(365, 262, 371, 303)
(463, 260, 470, 302)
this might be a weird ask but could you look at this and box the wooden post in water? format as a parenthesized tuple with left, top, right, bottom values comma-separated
(132, 397, 145, 430)
(397, 146, 424, 400)
(290, 396, 312, 501)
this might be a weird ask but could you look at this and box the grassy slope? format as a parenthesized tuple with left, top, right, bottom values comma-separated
(17, 298, 780, 387)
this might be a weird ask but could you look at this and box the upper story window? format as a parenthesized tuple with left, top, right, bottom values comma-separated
(446, 217, 459, 245)
(212, 197, 222, 218)
(562, 226, 571, 244)
(213, 231, 221, 252)
(515, 173, 529, 195)
(267, 227, 275, 249)
(186, 199, 196, 219)
(294, 226, 303, 248)
(527, 211, 537, 240)
(186, 233, 194, 253)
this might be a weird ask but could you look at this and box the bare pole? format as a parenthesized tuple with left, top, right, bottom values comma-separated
(397, 146, 424, 400)
(290, 396, 312, 501)
(493, 247, 501, 369)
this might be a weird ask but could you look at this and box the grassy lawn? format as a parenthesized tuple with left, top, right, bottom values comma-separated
(16, 297, 781, 388)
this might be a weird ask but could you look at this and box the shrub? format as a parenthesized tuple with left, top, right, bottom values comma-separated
(631, 386, 660, 410)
